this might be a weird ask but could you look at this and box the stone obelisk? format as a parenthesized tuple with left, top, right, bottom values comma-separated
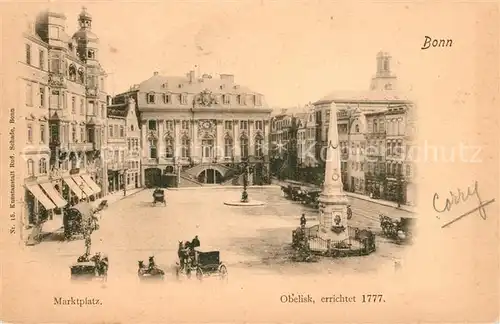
(318, 102, 349, 242)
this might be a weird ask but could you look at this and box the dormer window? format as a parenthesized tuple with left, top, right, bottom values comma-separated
(87, 49, 95, 59)
(238, 94, 246, 105)
(223, 94, 230, 105)
(162, 82, 168, 89)
(147, 92, 155, 104)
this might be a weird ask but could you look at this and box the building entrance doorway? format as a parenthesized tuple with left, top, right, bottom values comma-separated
(197, 168, 223, 184)
(201, 139, 214, 162)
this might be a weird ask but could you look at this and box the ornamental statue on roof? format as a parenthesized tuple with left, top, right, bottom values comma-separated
(196, 89, 218, 107)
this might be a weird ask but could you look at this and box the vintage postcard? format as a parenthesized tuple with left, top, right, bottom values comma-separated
(1, 1, 498, 323)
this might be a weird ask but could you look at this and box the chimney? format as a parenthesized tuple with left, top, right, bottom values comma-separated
(220, 74, 234, 83)
(153, 71, 159, 76)
(187, 70, 195, 83)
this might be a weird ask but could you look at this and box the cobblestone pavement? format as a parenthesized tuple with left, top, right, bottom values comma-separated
(8, 186, 414, 322)
(21, 187, 409, 278)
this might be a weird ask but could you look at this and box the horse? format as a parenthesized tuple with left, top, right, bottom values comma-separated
(90, 253, 109, 280)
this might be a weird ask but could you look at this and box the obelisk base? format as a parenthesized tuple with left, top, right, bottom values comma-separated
(318, 194, 350, 244)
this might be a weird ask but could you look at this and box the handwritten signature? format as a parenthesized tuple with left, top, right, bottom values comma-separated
(433, 181, 495, 228)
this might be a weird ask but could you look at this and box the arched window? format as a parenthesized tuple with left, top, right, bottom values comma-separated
(255, 136, 263, 157)
(27, 159, 34, 176)
(68, 64, 76, 81)
(240, 136, 249, 158)
(165, 137, 174, 158)
(224, 137, 233, 157)
(181, 136, 190, 158)
(78, 68, 84, 83)
(39, 158, 47, 174)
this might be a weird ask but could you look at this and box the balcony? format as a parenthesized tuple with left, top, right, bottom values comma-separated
(48, 73, 66, 88)
(68, 142, 93, 151)
(108, 162, 125, 171)
(86, 86, 99, 98)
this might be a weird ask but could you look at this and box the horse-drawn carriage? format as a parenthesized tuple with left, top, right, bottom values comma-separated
(70, 252, 109, 281)
(176, 249, 228, 281)
(380, 214, 415, 244)
(137, 256, 165, 280)
(152, 189, 166, 206)
(303, 188, 321, 208)
(64, 202, 99, 240)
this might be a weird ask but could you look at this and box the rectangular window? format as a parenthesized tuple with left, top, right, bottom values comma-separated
(114, 125, 118, 138)
(223, 94, 230, 104)
(181, 94, 187, 104)
(101, 104, 105, 118)
(255, 120, 263, 130)
(181, 139, 190, 158)
(147, 93, 155, 104)
(72, 125, 76, 142)
(148, 120, 156, 130)
(224, 121, 232, 130)
(80, 127, 85, 142)
(27, 124, 33, 143)
(39, 86, 45, 107)
(149, 140, 157, 158)
(50, 58, 60, 73)
(120, 126, 124, 137)
(71, 96, 76, 113)
(240, 121, 248, 130)
(40, 124, 46, 144)
(39, 49, 44, 70)
(25, 44, 31, 64)
(166, 120, 174, 131)
(163, 93, 171, 104)
(25, 82, 33, 106)
(109, 125, 113, 138)
(406, 165, 411, 177)
(181, 120, 189, 130)
(80, 99, 85, 115)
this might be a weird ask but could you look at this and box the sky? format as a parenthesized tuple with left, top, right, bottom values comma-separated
(13, 1, 478, 108)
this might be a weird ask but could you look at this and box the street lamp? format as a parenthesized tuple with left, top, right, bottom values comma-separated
(239, 158, 254, 203)
(122, 168, 128, 196)
(176, 160, 181, 187)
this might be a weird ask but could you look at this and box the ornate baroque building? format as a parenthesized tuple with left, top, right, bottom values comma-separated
(112, 71, 272, 186)
(17, 8, 108, 243)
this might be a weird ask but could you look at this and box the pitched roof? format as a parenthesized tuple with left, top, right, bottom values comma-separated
(107, 103, 128, 118)
(137, 73, 261, 95)
(313, 90, 412, 105)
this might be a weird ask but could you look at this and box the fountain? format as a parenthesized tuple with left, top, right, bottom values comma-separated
(223, 159, 265, 206)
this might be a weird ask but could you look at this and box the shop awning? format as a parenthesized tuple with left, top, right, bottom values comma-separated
(72, 176, 94, 197)
(26, 184, 56, 210)
(80, 174, 101, 194)
(63, 177, 84, 199)
(40, 182, 67, 208)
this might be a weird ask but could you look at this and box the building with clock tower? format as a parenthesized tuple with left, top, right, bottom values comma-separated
(112, 71, 272, 187)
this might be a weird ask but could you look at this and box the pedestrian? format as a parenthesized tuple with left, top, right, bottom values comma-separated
(300, 214, 307, 227)
(191, 235, 200, 249)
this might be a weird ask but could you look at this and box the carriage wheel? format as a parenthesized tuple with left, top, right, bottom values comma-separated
(196, 268, 203, 281)
(219, 265, 228, 281)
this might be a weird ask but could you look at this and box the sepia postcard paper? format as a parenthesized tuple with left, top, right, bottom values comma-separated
(0, 1, 499, 323)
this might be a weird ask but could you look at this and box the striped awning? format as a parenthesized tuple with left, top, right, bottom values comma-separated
(40, 182, 67, 208)
(26, 184, 56, 210)
(80, 174, 101, 194)
(63, 177, 84, 199)
(72, 176, 94, 197)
